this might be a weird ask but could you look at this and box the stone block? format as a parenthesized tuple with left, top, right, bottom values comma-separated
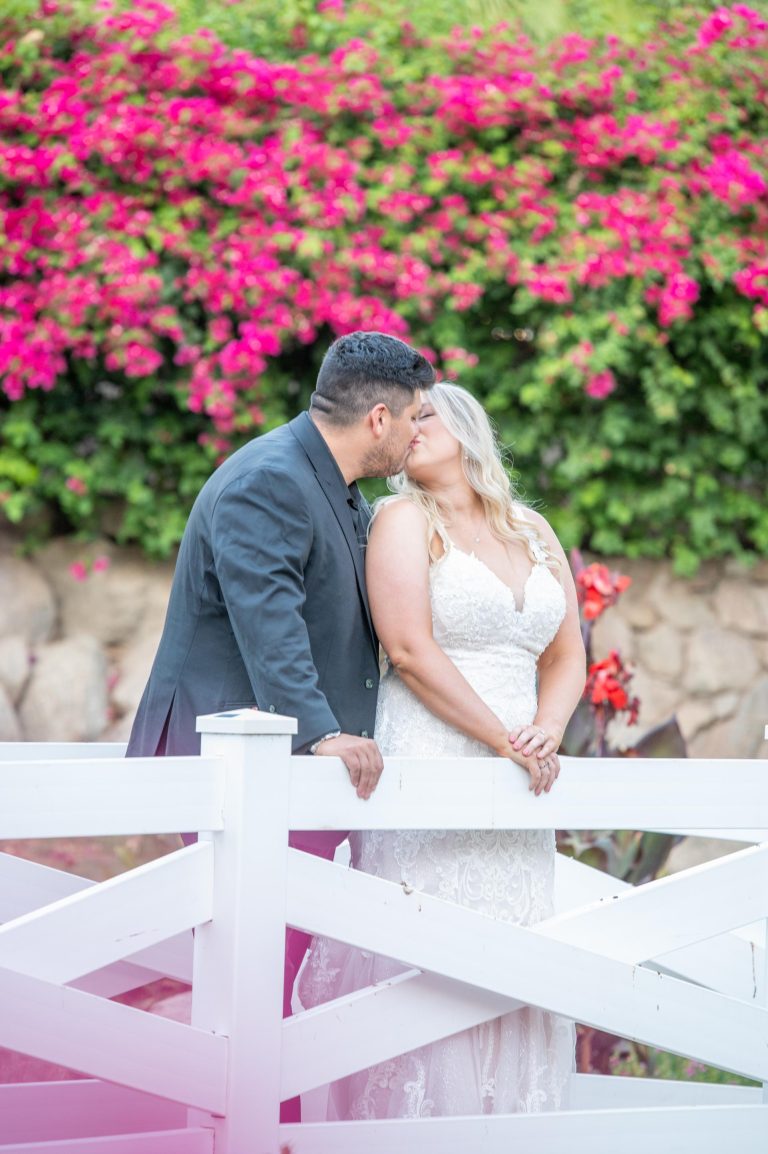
(19, 635, 108, 742)
(636, 622, 685, 681)
(677, 693, 738, 742)
(590, 610, 635, 663)
(111, 633, 159, 719)
(0, 556, 56, 644)
(687, 675, 768, 759)
(607, 665, 683, 751)
(652, 573, 717, 632)
(0, 634, 31, 704)
(684, 628, 760, 695)
(611, 559, 660, 630)
(713, 579, 768, 636)
(0, 684, 21, 741)
(33, 538, 173, 647)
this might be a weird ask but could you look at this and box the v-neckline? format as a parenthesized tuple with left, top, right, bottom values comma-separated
(438, 545, 541, 615)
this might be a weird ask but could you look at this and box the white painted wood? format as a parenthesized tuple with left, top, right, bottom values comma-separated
(647, 828, 768, 842)
(283, 848, 768, 1096)
(539, 843, 768, 960)
(284, 969, 523, 1099)
(0, 742, 127, 760)
(2, 719, 767, 1148)
(0, 844, 211, 983)
(0, 966, 227, 1113)
(196, 707, 298, 736)
(763, 914, 768, 1104)
(0, 1132, 213, 1153)
(280, 1104, 768, 1153)
(287, 755, 768, 830)
(286, 851, 768, 1081)
(5, 843, 759, 1004)
(0, 757, 224, 838)
(0, 854, 196, 990)
(186, 722, 294, 1154)
(0, 851, 93, 918)
(555, 854, 765, 1000)
(0, 1080, 185, 1141)
(568, 1072, 761, 1109)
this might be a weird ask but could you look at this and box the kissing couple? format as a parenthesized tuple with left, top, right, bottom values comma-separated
(128, 330, 586, 1120)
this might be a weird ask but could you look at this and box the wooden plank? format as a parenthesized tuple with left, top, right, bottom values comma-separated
(287, 755, 768, 831)
(285, 969, 524, 1099)
(0, 845, 211, 983)
(554, 854, 765, 1001)
(286, 852, 768, 1081)
(0, 852, 92, 919)
(539, 843, 768, 961)
(0, 757, 224, 838)
(0, 1080, 185, 1141)
(568, 1072, 761, 1109)
(0, 967, 227, 1113)
(0, 1131, 213, 1153)
(280, 1104, 768, 1153)
(0, 742, 127, 761)
(0, 851, 195, 990)
(186, 725, 293, 1154)
(283, 849, 768, 1096)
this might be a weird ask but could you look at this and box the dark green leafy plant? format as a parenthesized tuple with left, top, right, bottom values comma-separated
(1, 2, 767, 565)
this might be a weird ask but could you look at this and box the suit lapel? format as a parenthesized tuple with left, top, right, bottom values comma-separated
(289, 413, 377, 655)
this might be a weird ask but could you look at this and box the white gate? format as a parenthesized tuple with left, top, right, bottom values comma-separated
(0, 709, 767, 1152)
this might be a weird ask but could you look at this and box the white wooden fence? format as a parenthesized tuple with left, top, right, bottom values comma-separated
(0, 708, 767, 1153)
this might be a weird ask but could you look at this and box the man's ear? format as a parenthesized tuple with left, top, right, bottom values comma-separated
(369, 403, 389, 435)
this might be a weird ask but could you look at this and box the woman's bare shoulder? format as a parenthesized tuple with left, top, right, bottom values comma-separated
(371, 495, 429, 532)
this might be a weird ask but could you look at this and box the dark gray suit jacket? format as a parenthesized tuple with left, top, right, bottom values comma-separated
(127, 413, 380, 758)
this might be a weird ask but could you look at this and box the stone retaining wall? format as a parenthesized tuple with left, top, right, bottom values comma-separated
(1, 531, 767, 757)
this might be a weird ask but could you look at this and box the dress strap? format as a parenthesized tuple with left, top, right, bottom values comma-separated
(433, 520, 452, 554)
(513, 506, 549, 564)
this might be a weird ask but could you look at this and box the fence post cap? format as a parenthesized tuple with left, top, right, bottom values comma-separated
(196, 708, 298, 736)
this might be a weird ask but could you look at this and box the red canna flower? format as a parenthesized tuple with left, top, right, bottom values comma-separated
(585, 650, 640, 725)
(575, 563, 631, 621)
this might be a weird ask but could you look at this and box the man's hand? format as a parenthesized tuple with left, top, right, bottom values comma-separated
(313, 733, 384, 800)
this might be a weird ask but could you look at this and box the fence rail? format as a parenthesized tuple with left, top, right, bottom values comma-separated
(0, 709, 766, 1152)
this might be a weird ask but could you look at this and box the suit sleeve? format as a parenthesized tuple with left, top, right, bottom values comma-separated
(211, 466, 339, 752)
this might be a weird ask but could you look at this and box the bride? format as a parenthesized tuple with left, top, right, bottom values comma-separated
(299, 381, 587, 1118)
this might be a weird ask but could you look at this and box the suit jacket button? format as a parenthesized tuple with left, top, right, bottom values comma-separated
(361, 730, 369, 738)
(365, 678, 374, 689)
(268, 705, 276, 713)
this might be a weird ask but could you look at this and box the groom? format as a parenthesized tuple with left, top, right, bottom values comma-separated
(127, 330, 435, 1117)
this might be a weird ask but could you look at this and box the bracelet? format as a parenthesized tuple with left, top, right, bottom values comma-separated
(309, 730, 341, 755)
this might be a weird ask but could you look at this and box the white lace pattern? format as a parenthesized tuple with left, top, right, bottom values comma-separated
(299, 517, 576, 1119)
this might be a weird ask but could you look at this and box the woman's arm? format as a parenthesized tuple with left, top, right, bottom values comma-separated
(366, 500, 551, 791)
(510, 509, 587, 764)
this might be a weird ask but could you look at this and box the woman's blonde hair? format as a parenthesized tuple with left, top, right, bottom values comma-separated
(385, 381, 558, 571)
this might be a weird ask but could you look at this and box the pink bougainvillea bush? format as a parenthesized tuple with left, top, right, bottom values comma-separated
(0, 1, 766, 563)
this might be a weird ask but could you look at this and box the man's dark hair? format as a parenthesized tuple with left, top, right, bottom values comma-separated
(310, 331, 436, 426)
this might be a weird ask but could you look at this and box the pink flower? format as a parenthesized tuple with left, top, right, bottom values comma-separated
(69, 561, 88, 582)
(697, 8, 734, 48)
(92, 555, 111, 573)
(65, 477, 88, 495)
(585, 370, 617, 399)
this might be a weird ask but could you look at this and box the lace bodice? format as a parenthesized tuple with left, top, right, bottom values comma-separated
(375, 528, 566, 760)
(298, 513, 575, 1119)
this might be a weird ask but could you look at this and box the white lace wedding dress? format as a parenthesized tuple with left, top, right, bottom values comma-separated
(299, 516, 575, 1119)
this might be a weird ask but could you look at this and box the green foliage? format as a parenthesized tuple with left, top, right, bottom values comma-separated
(1, 2, 768, 564)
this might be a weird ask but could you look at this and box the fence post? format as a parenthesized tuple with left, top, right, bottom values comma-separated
(187, 708, 297, 1154)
